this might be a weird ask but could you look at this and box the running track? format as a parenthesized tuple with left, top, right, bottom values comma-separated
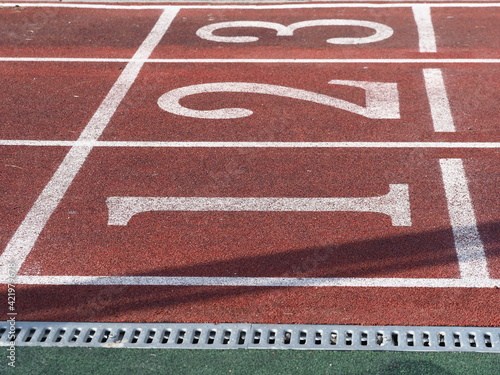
(0, 2, 499, 326)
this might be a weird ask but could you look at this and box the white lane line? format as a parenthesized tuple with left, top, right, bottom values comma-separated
(4, 276, 499, 288)
(412, 5, 437, 53)
(106, 184, 411, 227)
(147, 58, 500, 63)
(424, 68, 456, 132)
(0, 58, 131, 63)
(0, 3, 499, 9)
(0, 140, 77, 146)
(440, 159, 490, 280)
(0, 8, 180, 277)
(0, 140, 499, 148)
(1, 58, 499, 63)
(166, 3, 500, 9)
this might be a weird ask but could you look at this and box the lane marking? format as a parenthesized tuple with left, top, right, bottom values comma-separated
(412, 5, 438, 53)
(0, 8, 180, 277)
(0, 3, 499, 10)
(0, 140, 499, 148)
(196, 19, 393, 44)
(0, 58, 131, 62)
(158, 80, 400, 120)
(0, 140, 77, 146)
(179, 3, 500, 9)
(424, 68, 455, 132)
(440, 159, 490, 280)
(106, 184, 411, 227)
(1, 58, 499, 63)
(3, 275, 499, 288)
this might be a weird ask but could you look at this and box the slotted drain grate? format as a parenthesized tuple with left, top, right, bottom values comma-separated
(1, 322, 499, 352)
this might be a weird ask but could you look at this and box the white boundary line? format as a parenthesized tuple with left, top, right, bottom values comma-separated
(424, 68, 456, 132)
(0, 3, 499, 9)
(0, 58, 131, 63)
(412, 5, 438, 53)
(0, 8, 180, 277)
(0, 140, 499, 148)
(440, 159, 490, 279)
(1, 58, 499, 63)
(2, 275, 499, 288)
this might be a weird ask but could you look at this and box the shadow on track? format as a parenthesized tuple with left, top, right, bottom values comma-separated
(6, 221, 499, 324)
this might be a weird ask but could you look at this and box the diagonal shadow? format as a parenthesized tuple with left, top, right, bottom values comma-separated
(10, 221, 500, 322)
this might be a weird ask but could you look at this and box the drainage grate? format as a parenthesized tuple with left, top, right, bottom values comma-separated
(0, 322, 499, 352)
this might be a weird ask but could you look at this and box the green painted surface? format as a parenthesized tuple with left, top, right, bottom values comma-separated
(1, 347, 499, 374)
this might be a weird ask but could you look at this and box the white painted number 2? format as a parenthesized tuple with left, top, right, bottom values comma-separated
(196, 19, 394, 45)
(158, 80, 400, 119)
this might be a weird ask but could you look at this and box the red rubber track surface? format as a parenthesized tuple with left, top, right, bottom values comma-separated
(0, 62, 123, 140)
(0, 3, 498, 327)
(0, 7, 162, 58)
(100, 63, 499, 142)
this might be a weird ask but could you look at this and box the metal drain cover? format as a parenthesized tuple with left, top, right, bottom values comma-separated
(1, 322, 499, 352)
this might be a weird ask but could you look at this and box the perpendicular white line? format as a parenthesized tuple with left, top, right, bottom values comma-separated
(413, 5, 438, 53)
(2, 58, 499, 63)
(3, 276, 499, 288)
(0, 8, 180, 277)
(0, 140, 499, 148)
(440, 159, 490, 280)
(424, 69, 456, 132)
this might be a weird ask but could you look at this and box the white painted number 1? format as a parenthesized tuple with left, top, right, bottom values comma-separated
(107, 184, 412, 227)
(158, 80, 400, 120)
(196, 19, 394, 45)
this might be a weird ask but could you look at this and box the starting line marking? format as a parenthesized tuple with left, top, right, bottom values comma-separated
(2, 276, 499, 289)
(1, 58, 499, 63)
(0, 3, 499, 10)
(106, 184, 411, 227)
(1, 141, 499, 148)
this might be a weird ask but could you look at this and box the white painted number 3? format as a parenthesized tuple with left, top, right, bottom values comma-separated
(158, 80, 400, 119)
(196, 19, 394, 45)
